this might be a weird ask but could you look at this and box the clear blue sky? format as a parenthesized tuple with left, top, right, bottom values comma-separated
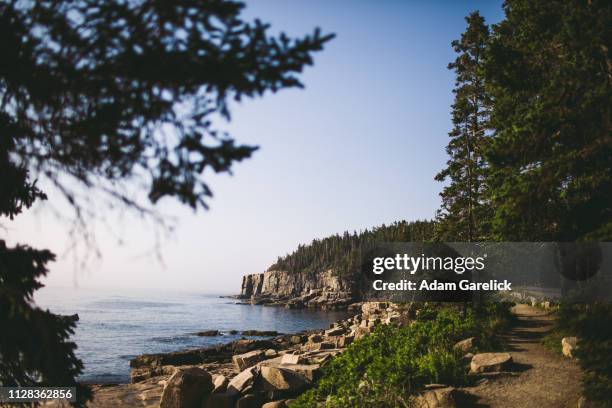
(8, 0, 505, 293)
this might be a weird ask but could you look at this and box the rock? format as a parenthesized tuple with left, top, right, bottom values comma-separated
(281, 353, 302, 365)
(470, 353, 513, 374)
(229, 330, 239, 335)
(327, 335, 353, 348)
(308, 334, 323, 343)
(541, 301, 551, 310)
(236, 393, 264, 408)
(276, 363, 320, 382)
(462, 353, 474, 363)
(361, 302, 388, 318)
(302, 341, 335, 352)
(240, 270, 354, 310)
(325, 327, 345, 336)
(227, 367, 258, 395)
(196, 330, 220, 336)
(233, 339, 278, 354)
(201, 391, 235, 408)
(130, 365, 176, 383)
(159, 367, 213, 408)
(258, 365, 310, 393)
(213, 375, 229, 393)
(413, 386, 457, 408)
(242, 330, 280, 336)
(265, 349, 278, 357)
(233, 350, 267, 371)
(262, 400, 288, 408)
(453, 337, 477, 353)
(289, 335, 305, 345)
(353, 326, 372, 340)
(562, 337, 578, 358)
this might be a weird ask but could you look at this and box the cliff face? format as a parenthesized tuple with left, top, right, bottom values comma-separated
(240, 269, 356, 309)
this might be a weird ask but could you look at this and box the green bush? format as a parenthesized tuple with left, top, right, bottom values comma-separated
(545, 303, 612, 407)
(291, 303, 513, 407)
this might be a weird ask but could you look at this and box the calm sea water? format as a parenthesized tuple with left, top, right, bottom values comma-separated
(34, 287, 348, 383)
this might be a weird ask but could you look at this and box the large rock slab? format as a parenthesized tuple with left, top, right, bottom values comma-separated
(159, 367, 213, 408)
(258, 365, 310, 393)
(233, 349, 267, 371)
(227, 366, 258, 395)
(470, 353, 513, 374)
(212, 374, 229, 393)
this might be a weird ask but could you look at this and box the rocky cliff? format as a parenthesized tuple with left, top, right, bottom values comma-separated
(239, 269, 357, 309)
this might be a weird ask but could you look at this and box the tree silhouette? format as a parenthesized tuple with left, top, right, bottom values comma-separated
(0, 0, 332, 400)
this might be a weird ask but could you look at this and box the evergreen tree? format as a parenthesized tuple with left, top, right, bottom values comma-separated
(485, 0, 611, 241)
(435, 12, 492, 242)
(269, 220, 435, 276)
(0, 0, 331, 397)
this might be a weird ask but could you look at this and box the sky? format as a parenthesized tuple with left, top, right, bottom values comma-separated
(5, 0, 505, 294)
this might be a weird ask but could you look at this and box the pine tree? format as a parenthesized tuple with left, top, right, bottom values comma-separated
(485, 0, 611, 241)
(435, 12, 491, 241)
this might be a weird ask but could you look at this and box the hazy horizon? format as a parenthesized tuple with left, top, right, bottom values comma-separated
(3, 0, 505, 293)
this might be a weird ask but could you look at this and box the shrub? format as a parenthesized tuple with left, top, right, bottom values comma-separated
(291, 303, 513, 407)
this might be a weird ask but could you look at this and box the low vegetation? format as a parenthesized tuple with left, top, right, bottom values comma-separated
(544, 303, 612, 407)
(291, 302, 514, 407)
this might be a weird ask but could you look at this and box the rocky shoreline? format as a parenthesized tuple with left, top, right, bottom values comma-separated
(73, 301, 394, 407)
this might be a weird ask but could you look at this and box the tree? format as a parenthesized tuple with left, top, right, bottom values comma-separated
(435, 12, 491, 241)
(484, 0, 611, 241)
(0, 0, 332, 400)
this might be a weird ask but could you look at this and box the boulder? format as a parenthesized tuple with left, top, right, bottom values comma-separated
(259, 365, 310, 393)
(289, 335, 305, 345)
(236, 394, 264, 408)
(308, 334, 323, 343)
(196, 330, 220, 336)
(280, 353, 302, 365)
(328, 335, 353, 348)
(242, 330, 279, 337)
(453, 337, 477, 353)
(325, 327, 345, 336)
(233, 350, 267, 371)
(470, 353, 513, 374)
(276, 363, 320, 382)
(262, 400, 288, 408)
(159, 367, 213, 408)
(413, 385, 457, 408)
(227, 367, 258, 395)
(212, 374, 229, 393)
(302, 341, 334, 352)
(562, 337, 578, 358)
(353, 326, 372, 340)
(265, 349, 278, 358)
(201, 391, 235, 408)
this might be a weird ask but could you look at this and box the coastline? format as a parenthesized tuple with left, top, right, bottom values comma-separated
(71, 300, 392, 407)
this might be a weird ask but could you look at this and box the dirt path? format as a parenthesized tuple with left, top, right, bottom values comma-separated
(459, 304, 583, 408)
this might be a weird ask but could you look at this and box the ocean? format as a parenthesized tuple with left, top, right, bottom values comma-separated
(34, 287, 348, 383)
